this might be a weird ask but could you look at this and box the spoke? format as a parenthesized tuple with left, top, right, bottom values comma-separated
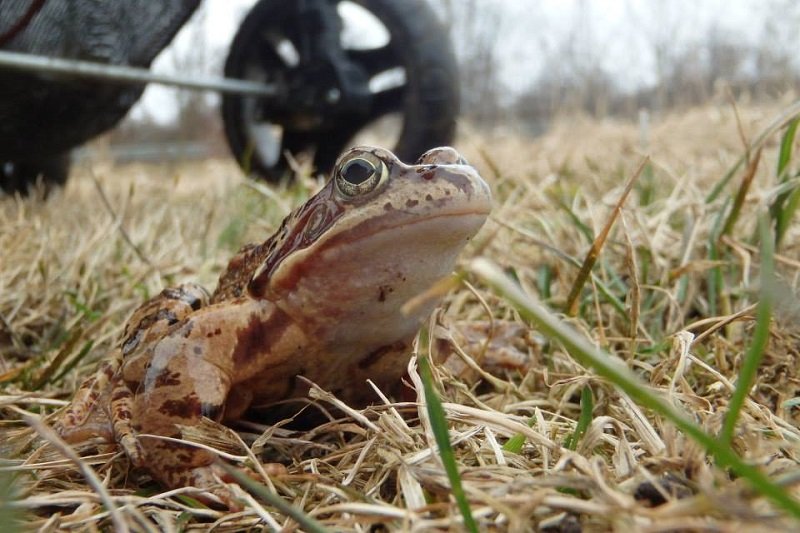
(282, 84, 405, 167)
(346, 44, 399, 77)
(306, 84, 406, 172)
(258, 31, 297, 69)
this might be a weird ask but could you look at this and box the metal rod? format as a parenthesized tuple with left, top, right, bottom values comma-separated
(0, 49, 277, 97)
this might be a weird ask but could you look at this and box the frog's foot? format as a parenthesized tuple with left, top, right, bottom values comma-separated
(115, 431, 144, 467)
(141, 435, 288, 510)
(54, 406, 114, 445)
(434, 319, 537, 382)
(55, 361, 123, 448)
(159, 460, 280, 511)
(108, 375, 144, 466)
(177, 462, 247, 510)
(55, 355, 121, 441)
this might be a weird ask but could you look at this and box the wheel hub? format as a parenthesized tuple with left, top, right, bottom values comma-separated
(258, 55, 372, 132)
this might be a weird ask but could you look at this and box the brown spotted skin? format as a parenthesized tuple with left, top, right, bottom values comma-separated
(55, 146, 492, 508)
(56, 284, 210, 462)
(211, 243, 261, 302)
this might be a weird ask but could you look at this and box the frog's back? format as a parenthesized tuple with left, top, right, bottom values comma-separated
(211, 242, 264, 303)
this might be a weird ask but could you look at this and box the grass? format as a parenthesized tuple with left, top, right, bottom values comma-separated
(417, 354, 479, 532)
(1, 99, 800, 530)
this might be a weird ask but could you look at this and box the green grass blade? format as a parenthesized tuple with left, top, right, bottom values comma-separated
(564, 159, 646, 316)
(782, 397, 800, 409)
(0, 472, 21, 533)
(707, 198, 730, 317)
(773, 177, 800, 248)
(720, 148, 762, 239)
(217, 462, 330, 533)
(470, 258, 800, 518)
(500, 222, 628, 320)
(537, 264, 554, 301)
(418, 355, 479, 533)
(552, 195, 595, 242)
(30, 327, 86, 389)
(502, 417, 535, 453)
(776, 117, 799, 178)
(502, 432, 526, 454)
(638, 160, 656, 207)
(593, 275, 629, 321)
(771, 117, 800, 247)
(50, 340, 94, 386)
(706, 99, 800, 203)
(565, 387, 594, 451)
(719, 215, 774, 445)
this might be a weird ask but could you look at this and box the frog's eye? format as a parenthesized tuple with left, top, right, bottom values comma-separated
(334, 153, 388, 197)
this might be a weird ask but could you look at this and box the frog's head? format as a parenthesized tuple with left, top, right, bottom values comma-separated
(248, 146, 491, 342)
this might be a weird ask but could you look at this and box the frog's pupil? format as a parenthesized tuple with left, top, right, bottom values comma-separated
(342, 159, 374, 185)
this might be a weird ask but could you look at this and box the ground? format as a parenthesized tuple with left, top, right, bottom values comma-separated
(1, 99, 800, 531)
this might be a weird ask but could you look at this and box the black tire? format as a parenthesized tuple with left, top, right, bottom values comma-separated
(0, 152, 70, 196)
(221, 0, 459, 181)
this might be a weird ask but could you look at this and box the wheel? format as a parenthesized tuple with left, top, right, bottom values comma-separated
(0, 153, 70, 196)
(221, 0, 459, 181)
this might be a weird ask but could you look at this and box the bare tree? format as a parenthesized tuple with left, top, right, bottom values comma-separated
(431, 0, 507, 125)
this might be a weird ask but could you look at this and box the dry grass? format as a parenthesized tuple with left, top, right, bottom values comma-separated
(2, 98, 800, 531)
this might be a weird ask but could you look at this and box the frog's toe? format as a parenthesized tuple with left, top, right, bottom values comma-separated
(154, 462, 253, 510)
(54, 410, 114, 445)
(186, 462, 291, 510)
(185, 463, 255, 510)
(118, 433, 145, 467)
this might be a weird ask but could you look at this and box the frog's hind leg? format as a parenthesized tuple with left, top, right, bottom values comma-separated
(111, 283, 212, 466)
(108, 371, 145, 466)
(130, 298, 278, 509)
(54, 354, 121, 444)
(57, 283, 210, 456)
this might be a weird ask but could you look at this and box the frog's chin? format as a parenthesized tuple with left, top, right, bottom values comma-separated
(341, 208, 490, 250)
(311, 209, 487, 274)
(267, 210, 488, 335)
(269, 208, 489, 294)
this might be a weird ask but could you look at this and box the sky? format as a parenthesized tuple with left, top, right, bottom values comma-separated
(501, 0, 760, 86)
(128, 0, 255, 123)
(130, 0, 787, 123)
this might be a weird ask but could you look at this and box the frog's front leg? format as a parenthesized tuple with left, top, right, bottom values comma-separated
(54, 355, 121, 444)
(111, 284, 211, 464)
(129, 298, 291, 507)
(56, 284, 210, 448)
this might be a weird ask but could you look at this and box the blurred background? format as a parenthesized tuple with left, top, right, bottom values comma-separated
(105, 0, 800, 160)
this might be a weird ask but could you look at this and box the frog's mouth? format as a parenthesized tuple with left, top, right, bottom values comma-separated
(329, 207, 491, 248)
(266, 208, 490, 293)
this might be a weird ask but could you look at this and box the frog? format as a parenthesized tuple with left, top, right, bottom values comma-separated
(54, 146, 492, 508)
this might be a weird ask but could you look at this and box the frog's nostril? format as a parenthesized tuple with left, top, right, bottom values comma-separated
(414, 166, 437, 180)
(417, 146, 462, 165)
